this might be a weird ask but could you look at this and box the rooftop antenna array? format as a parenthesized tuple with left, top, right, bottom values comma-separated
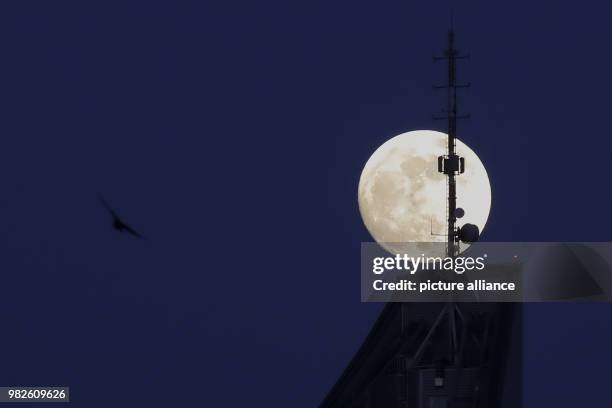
(433, 13, 479, 257)
(320, 17, 519, 408)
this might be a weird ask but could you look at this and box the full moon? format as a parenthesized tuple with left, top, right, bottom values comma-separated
(358, 130, 491, 254)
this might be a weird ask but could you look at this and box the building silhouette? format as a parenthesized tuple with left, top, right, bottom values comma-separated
(321, 26, 522, 408)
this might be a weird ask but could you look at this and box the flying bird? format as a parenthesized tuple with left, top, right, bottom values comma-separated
(98, 194, 145, 240)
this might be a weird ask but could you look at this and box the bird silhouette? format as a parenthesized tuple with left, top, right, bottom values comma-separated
(98, 194, 145, 240)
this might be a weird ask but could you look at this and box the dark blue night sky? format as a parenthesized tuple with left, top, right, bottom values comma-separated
(0, 1, 610, 406)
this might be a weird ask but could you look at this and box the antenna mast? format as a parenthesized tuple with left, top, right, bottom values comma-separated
(434, 21, 470, 257)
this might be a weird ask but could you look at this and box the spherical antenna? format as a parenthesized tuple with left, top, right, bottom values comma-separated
(458, 223, 480, 243)
(454, 208, 465, 218)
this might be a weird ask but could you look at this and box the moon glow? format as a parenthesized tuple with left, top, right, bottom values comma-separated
(358, 130, 491, 254)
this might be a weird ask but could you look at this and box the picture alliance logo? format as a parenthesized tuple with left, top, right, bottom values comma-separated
(372, 254, 487, 275)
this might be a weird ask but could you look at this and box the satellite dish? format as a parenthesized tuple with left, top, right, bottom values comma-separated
(458, 223, 480, 243)
(454, 208, 465, 218)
